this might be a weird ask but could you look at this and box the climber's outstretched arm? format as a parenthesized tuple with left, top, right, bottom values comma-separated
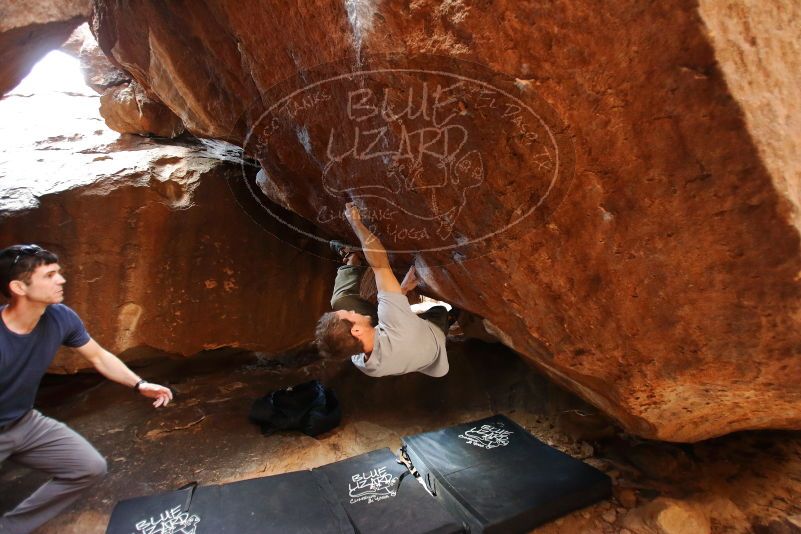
(344, 202, 402, 295)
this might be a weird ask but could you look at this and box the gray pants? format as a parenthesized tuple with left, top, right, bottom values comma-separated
(331, 265, 379, 325)
(0, 410, 107, 534)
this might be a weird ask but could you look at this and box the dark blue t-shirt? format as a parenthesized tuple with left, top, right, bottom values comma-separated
(0, 304, 90, 426)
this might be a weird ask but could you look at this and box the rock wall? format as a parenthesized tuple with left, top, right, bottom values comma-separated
(82, 0, 801, 441)
(0, 161, 336, 372)
(0, 0, 90, 95)
(62, 22, 186, 137)
(2, 0, 800, 440)
(99, 80, 185, 137)
(0, 84, 335, 372)
(61, 22, 128, 93)
(698, 0, 801, 230)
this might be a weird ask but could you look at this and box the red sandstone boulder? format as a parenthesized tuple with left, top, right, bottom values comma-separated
(0, 85, 334, 371)
(62, 23, 129, 93)
(81, 0, 801, 441)
(60, 23, 185, 137)
(99, 80, 185, 137)
(0, 0, 89, 95)
(1, 1, 799, 441)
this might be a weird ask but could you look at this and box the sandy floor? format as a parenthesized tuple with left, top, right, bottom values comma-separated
(2, 340, 800, 533)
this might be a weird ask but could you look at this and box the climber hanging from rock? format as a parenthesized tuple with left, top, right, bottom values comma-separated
(315, 202, 450, 377)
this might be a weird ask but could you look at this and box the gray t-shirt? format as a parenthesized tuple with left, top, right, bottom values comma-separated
(351, 291, 448, 377)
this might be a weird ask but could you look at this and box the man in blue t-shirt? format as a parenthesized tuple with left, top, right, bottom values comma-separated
(0, 244, 173, 534)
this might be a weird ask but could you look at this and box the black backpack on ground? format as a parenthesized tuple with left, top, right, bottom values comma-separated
(249, 380, 341, 437)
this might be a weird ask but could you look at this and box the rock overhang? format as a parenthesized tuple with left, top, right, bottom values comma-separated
(2, 0, 800, 441)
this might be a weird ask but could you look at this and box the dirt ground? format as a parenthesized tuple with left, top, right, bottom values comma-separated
(2, 340, 800, 533)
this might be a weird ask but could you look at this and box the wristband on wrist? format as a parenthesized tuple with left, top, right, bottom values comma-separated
(133, 379, 146, 391)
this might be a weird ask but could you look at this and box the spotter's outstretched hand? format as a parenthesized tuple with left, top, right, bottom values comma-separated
(138, 382, 174, 408)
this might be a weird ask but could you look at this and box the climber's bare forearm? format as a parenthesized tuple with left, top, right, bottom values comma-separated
(351, 220, 391, 270)
(344, 202, 401, 293)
